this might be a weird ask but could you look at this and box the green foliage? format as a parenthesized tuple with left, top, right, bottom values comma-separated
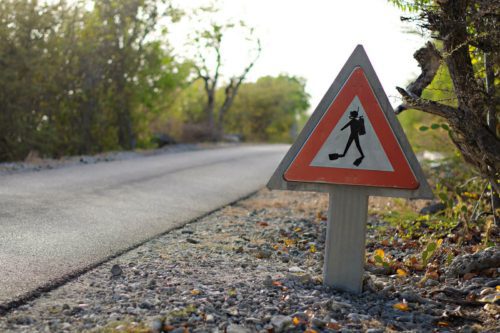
(0, 0, 187, 161)
(224, 75, 310, 142)
(388, 0, 432, 12)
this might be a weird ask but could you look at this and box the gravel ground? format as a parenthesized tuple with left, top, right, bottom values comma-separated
(0, 189, 498, 333)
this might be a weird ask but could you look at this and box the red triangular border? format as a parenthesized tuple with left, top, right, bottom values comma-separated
(284, 67, 419, 189)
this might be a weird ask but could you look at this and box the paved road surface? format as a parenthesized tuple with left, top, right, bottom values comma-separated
(0, 145, 288, 307)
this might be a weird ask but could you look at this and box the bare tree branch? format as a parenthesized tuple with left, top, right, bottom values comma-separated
(395, 42, 442, 114)
(396, 86, 458, 119)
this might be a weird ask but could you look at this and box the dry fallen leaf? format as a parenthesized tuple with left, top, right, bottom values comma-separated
(325, 322, 341, 330)
(292, 317, 301, 326)
(393, 301, 409, 311)
(191, 289, 201, 295)
(426, 271, 440, 280)
(397, 268, 408, 277)
(463, 272, 477, 281)
(272, 280, 283, 287)
(437, 321, 449, 327)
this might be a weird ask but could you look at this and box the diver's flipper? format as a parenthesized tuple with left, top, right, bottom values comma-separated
(353, 156, 364, 166)
(329, 153, 341, 160)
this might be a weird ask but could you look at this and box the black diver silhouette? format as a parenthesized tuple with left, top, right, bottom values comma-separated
(328, 107, 366, 166)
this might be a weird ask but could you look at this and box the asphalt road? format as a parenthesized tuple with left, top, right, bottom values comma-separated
(0, 145, 288, 307)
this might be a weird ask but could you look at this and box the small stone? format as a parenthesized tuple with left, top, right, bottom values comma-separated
(139, 301, 154, 310)
(347, 313, 371, 322)
(263, 275, 273, 287)
(226, 324, 252, 333)
(245, 317, 261, 324)
(420, 202, 446, 215)
(61, 322, 72, 330)
(256, 249, 272, 259)
(330, 300, 352, 312)
(270, 315, 292, 333)
(288, 266, 305, 273)
(170, 328, 187, 333)
(311, 318, 326, 328)
(150, 319, 163, 333)
(109, 313, 120, 321)
(366, 329, 384, 333)
(186, 238, 200, 244)
(110, 264, 123, 277)
(12, 315, 35, 325)
(424, 279, 439, 287)
(205, 314, 215, 323)
(147, 279, 157, 290)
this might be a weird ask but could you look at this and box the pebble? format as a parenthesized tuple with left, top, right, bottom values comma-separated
(288, 266, 305, 273)
(226, 324, 252, 333)
(110, 264, 123, 277)
(270, 315, 292, 332)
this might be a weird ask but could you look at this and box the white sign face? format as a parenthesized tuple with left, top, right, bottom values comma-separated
(310, 96, 394, 172)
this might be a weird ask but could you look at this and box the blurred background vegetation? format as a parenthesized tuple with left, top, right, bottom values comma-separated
(0, 0, 310, 162)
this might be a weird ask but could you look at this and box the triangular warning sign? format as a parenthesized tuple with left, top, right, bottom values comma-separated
(268, 45, 433, 199)
(310, 96, 393, 172)
(285, 67, 417, 189)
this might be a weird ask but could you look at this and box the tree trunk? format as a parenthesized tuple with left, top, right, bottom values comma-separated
(396, 2, 499, 185)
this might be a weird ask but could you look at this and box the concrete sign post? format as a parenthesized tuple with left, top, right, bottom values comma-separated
(267, 45, 433, 294)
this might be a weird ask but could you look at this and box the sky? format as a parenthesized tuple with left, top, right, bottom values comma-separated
(169, 0, 427, 111)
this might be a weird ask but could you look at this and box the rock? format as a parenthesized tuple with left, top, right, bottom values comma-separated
(245, 317, 261, 324)
(256, 249, 272, 259)
(226, 324, 252, 333)
(424, 279, 439, 287)
(109, 313, 120, 321)
(61, 322, 72, 330)
(445, 247, 500, 277)
(186, 238, 200, 244)
(139, 301, 154, 309)
(170, 328, 187, 333)
(205, 314, 215, 323)
(288, 266, 305, 273)
(399, 291, 429, 304)
(11, 315, 35, 325)
(365, 264, 392, 275)
(420, 202, 446, 215)
(311, 318, 326, 328)
(150, 319, 163, 333)
(330, 300, 352, 312)
(270, 315, 292, 332)
(263, 275, 273, 288)
(347, 313, 371, 322)
(366, 328, 384, 333)
(110, 264, 123, 277)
